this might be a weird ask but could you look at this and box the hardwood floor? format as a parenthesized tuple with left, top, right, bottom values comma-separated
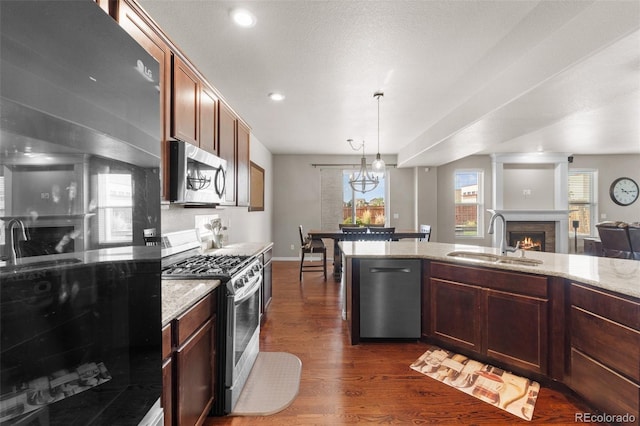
(205, 261, 600, 425)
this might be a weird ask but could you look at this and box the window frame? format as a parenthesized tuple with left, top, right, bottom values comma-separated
(342, 169, 388, 226)
(568, 168, 598, 236)
(454, 169, 485, 239)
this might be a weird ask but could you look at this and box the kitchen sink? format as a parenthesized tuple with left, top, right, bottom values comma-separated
(446, 251, 542, 266)
(446, 251, 501, 262)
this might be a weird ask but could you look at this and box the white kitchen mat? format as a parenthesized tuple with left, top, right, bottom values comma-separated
(231, 352, 302, 416)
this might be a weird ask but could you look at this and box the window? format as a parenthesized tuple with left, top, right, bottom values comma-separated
(455, 170, 484, 237)
(342, 171, 386, 226)
(96, 173, 133, 244)
(568, 170, 597, 235)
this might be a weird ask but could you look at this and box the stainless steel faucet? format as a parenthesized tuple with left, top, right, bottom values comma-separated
(7, 219, 27, 265)
(487, 211, 520, 255)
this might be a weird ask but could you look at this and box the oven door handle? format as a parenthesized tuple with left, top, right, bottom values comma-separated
(234, 274, 262, 304)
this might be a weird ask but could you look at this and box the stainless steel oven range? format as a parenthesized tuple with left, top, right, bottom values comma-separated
(161, 231, 263, 415)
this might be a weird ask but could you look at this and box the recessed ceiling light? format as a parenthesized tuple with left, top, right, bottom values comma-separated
(230, 8, 256, 28)
(268, 92, 285, 101)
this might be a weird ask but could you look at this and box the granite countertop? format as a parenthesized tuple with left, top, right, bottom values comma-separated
(161, 279, 220, 326)
(339, 241, 640, 299)
(161, 242, 273, 325)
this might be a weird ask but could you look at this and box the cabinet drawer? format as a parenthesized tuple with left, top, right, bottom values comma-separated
(571, 348, 639, 419)
(570, 283, 640, 330)
(571, 306, 640, 382)
(162, 323, 172, 360)
(175, 293, 214, 346)
(431, 262, 547, 298)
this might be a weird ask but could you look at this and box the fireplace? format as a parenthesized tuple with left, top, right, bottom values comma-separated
(509, 231, 545, 251)
(506, 221, 556, 253)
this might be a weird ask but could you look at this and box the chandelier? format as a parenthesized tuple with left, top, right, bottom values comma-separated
(347, 139, 379, 193)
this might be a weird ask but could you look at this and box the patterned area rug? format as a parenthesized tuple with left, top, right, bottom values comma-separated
(231, 352, 302, 416)
(411, 346, 540, 421)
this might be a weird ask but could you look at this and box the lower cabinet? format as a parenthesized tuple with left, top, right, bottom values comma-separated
(568, 282, 639, 419)
(163, 290, 218, 426)
(161, 323, 173, 426)
(176, 319, 215, 426)
(429, 262, 549, 375)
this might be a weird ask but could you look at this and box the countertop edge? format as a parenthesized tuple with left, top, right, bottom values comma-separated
(340, 241, 640, 300)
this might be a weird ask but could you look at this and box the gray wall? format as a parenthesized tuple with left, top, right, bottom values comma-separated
(416, 167, 438, 241)
(503, 164, 555, 209)
(272, 154, 404, 258)
(570, 154, 640, 224)
(436, 155, 494, 247)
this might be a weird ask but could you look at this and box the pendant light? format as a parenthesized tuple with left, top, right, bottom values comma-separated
(371, 92, 386, 175)
(347, 139, 379, 193)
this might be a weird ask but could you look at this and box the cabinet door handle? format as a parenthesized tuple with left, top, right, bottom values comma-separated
(369, 267, 411, 273)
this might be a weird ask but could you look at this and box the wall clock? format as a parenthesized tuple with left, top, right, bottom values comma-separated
(609, 177, 639, 206)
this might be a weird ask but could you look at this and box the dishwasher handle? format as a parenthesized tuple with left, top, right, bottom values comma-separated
(368, 267, 412, 273)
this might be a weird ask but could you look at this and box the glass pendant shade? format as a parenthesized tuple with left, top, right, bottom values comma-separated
(371, 153, 385, 175)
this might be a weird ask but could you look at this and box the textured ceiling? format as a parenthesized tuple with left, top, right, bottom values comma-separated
(139, 0, 640, 167)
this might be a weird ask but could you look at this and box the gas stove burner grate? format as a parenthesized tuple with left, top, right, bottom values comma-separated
(162, 254, 253, 279)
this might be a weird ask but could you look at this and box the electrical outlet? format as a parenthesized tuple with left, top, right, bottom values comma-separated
(393, 213, 399, 219)
(522, 189, 531, 196)
(601, 213, 607, 219)
(290, 244, 295, 250)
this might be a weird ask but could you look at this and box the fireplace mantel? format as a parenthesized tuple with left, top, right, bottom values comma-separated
(491, 209, 570, 253)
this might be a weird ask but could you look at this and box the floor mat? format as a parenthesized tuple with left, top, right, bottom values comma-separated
(411, 346, 540, 421)
(231, 352, 302, 416)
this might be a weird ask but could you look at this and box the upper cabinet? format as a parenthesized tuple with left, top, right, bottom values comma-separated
(218, 102, 250, 207)
(115, 0, 250, 206)
(170, 57, 219, 155)
(199, 86, 218, 154)
(171, 56, 199, 146)
(218, 102, 237, 206)
(116, 0, 172, 200)
(236, 122, 250, 207)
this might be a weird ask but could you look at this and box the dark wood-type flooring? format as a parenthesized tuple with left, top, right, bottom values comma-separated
(205, 261, 600, 425)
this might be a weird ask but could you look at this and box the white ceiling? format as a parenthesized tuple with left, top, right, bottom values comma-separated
(139, 0, 640, 168)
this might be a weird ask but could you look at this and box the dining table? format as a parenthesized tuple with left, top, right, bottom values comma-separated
(307, 229, 428, 280)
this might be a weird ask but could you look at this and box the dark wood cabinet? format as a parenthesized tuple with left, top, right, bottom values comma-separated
(116, 0, 172, 200)
(568, 282, 639, 419)
(218, 102, 237, 205)
(428, 262, 549, 375)
(236, 122, 250, 207)
(161, 323, 173, 426)
(172, 56, 199, 146)
(162, 290, 218, 426)
(430, 278, 481, 352)
(485, 289, 548, 374)
(199, 86, 218, 154)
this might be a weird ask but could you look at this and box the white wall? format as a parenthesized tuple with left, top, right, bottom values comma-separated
(503, 164, 555, 209)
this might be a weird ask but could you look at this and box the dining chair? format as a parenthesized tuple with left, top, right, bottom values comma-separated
(341, 226, 369, 241)
(298, 225, 327, 281)
(419, 224, 431, 242)
(596, 221, 633, 259)
(367, 226, 395, 241)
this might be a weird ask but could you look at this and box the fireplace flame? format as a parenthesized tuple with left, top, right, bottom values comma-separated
(520, 237, 542, 251)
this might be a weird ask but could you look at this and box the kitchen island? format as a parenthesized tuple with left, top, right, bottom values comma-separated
(340, 241, 639, 420)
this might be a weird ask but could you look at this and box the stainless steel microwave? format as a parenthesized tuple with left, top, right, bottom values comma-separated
(169, 140, 227, 205)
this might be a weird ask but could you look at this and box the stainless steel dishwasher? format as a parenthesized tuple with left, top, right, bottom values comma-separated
(359, 259, 421, 338)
